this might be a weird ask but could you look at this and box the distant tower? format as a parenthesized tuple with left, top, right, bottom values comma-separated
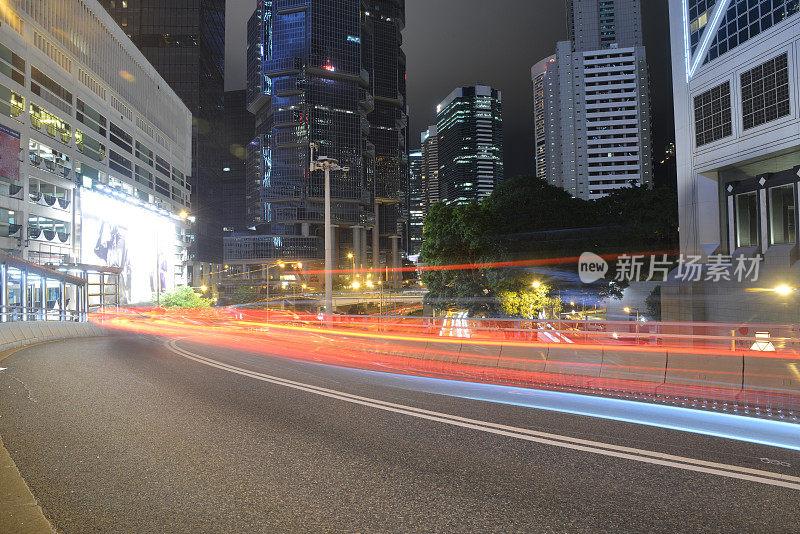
(532, 0, 652, 199)
(245, 0, 408, 270)
(408, 151, 424, 255)
(436, 86, 504, 205)
(421, 126, 440, 210)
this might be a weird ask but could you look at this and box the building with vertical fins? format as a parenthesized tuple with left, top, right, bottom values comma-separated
(531, 56, 555, 180)
(99, 0, 226, 273)
(436, 85, 504, 206)
(531, 0, 653, 200)
(661, 0, 800, 323)
(421, 125, 439, 211)
(408, 150, 423, 255)
(233, 0, 408, 288)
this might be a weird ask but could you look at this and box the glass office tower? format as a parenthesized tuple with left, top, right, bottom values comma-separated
(245, 0, 408, 271)
(99, 0, 226, 265)
(436, 86, 504, 206)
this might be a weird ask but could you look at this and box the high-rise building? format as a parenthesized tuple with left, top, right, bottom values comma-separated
(661, 0, 800, 323)
(421, 125, 439, 210)
(436, 86, 504, 206)
(241, 0, 408, 281)
(408, 151, 423, 255)
(0, 0, 192, 303)
(98, 0, 226, 268)
(532, 0, 653, 200)
(221, 90, 255, 234)
(531, 56, 556, 180)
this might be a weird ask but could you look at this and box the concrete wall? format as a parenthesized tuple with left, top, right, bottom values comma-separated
(0, 322, 106, 352)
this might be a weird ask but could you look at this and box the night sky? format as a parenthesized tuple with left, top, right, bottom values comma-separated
(224, 0, 674, 180)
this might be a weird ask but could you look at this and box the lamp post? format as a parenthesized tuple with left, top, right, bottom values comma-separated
(348, 252, 355, 283)
(265, 261, 285, 329)
(310, 142, 349, 321)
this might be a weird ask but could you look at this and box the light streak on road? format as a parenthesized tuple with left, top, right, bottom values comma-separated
(93, 308, 800, 415)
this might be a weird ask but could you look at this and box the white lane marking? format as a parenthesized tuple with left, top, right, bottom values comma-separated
(164, 338, 800, 491)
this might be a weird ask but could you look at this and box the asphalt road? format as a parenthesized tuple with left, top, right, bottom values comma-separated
(1, 333, 799, 533)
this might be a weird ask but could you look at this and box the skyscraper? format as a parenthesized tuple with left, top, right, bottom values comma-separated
(531, 56, 555, 180)
(421, 125, 439, 211)
(436, 86, 504, 206)
(221, 90, 255, 234)
(408, 151, 423, 255)
(98, 0, 226, 267)
(245, 0, 408, 276)
(532, 0, 652, 200)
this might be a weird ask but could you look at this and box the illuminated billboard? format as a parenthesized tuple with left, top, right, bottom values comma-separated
(81, 188, 182, 304)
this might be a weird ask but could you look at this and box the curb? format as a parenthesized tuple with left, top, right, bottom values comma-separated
(0, 329, 109, 533)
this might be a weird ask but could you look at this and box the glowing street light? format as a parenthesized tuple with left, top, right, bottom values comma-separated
(200, 285, 208, 292)
(774, 284, 794, 296)
(532, 281, 541, 289)
(178, 210, 189, 220)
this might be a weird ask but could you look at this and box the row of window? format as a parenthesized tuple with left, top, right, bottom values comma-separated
(734, 183, 796, 248)
(694, 52, 790, 147)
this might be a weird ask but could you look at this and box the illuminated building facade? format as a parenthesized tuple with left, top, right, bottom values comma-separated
(662, 0, 800, 323)
(436, 85, 504, 206)
(408, 150, 423, 255)
(531, 0, 653, 200)
(420, 125, 439, 210)
(0, 0, 192, 302)
(241, 0, 408, 278)
(99, 0, 226, 265)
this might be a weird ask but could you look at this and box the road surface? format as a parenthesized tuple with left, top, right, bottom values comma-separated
(1, 333, 799, 532)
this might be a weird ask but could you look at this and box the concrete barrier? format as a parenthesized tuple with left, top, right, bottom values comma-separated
(424, 340, 462, 364)
(743, 353, 800, 395)
(545, 346, 604, 377)
(0, 321, 106, 352)
(457, 342, 501, 368)
(664, 350, 744, 389)
(497, 343, 548, 373)
(600, 348, 667, 384)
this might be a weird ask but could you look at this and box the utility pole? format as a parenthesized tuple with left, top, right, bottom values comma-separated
(310, 142, 349, 321)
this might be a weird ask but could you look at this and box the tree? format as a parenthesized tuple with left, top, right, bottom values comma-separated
(645, 285, 662, 321)
(498, 282, 563, 319)
(158, 286, 212, 308)
(228, 284, 264, 305)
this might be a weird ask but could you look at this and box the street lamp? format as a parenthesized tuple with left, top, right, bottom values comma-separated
(264, 261, 287, 329)
(532, 281, 541, 289)
(310, 142, 349, 320)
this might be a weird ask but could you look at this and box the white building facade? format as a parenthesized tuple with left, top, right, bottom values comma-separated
(0, 0, 192, 304)
(664, 0, 800, 322)
(531, 0, 653, 200)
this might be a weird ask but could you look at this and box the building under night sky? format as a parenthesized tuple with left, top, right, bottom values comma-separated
(99, 0, 226, 270)
(243, 0, 408, 276)
(436, 85, 504, 206)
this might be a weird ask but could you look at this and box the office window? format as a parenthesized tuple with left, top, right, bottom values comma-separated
(694, 82, 732, 147)
(769, 184, 795, 245)
(741, 53, 790, 130)
(109, 150, 133, 179)
(110, 122, 133, 153)
(735, 191, 759, 248)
